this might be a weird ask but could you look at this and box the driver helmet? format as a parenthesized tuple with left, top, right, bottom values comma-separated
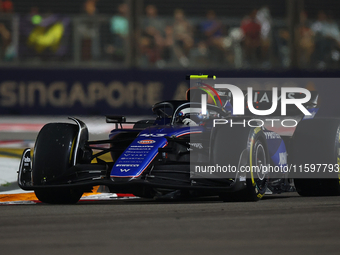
(176, 107, 209, 124)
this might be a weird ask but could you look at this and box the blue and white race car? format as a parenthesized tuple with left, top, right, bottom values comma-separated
(18, 76, 340, 203)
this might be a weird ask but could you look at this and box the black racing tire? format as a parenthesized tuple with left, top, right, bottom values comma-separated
(213, 125, 268, 202)
(35, 188, 83, 204)
(293, 179, 340, 197)
(291, 118, 340, 196)
(32, 123, 83, 204)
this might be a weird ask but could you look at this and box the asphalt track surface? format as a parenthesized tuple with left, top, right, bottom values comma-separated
(1, 194, 340, 255)
(1, 119, 340, 255)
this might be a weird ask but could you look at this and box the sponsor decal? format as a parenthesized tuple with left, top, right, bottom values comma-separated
(278, 152, 287, 165)
(130, 145, 153, 147)
(264, 131, 281, 139)
(254, 127, 262, 134)
(239, 176, 246, 181)
(139, 133, 166, 137)
(120, 169, 130, 172)
(116, 164, 139, 167)
(138, 139, 156, 144)
(188, 143, 203, 149)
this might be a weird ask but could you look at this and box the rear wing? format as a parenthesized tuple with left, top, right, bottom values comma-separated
(106, 115, 137, 129)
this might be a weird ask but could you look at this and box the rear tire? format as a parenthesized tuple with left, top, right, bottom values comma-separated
(292, 118, 340, 196)
(32, 123, 84, 204)
(294, 179, 340, 196)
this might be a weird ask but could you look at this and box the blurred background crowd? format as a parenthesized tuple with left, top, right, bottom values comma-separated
(1, 0, 340, 69)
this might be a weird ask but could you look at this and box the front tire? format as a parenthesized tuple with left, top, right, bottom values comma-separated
(219, 137, 268, 202)
(32, 123, 84, 204)
(35, 188, 83, 204)
(212, 126, 268, 202)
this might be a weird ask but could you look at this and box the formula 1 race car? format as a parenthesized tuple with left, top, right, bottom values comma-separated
(18, 76, 340, 203)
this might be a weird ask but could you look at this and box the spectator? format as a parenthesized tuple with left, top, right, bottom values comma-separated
(201, 10, 223, 40)
(110, 3, 129, 36)
(163, 25, 174, 64)
(140, 5, 165, 66)
(78, 0, 100, 61)
(107, 3, 129, 61)
(172, 9, 193, 67)
(0, 0, 13, 60)
(189, 41, 209, 67)
(200, 10, 225, 64)
(84, 0, 97, 16)
(143, 5, 165, 37)
(296, 11, 314, 67)
(24, 12, 71, 61)
(311, 11, 340, 68)
(240, 9, 262, 66)
(0, 0, 13, 13)
(256, 6, 272, 64)
(0, 23, 13, 60)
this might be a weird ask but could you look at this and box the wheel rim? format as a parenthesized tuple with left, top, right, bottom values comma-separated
(255, 142, 267, 189)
